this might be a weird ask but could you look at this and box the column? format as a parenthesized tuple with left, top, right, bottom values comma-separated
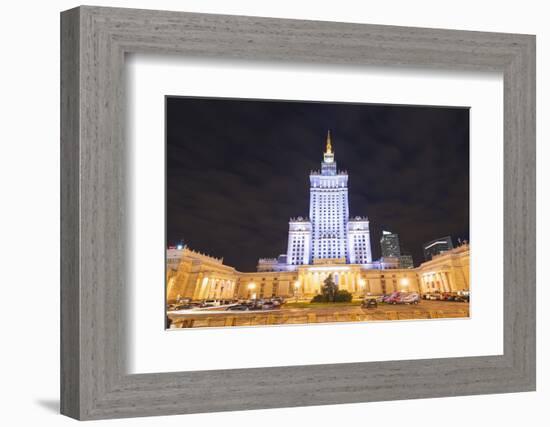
(219, 280, 225, 299)
(315, 272, 321, 293)
(193, 274, 203, 300)
(313, 272, 320, 294)
(206, 278, 214, 299)
(200, 277, 209, 300)
(342, 272, 348, 291)
(441, 272, 451, 292)
(437, 272, 447, 292)
(300, 272, 308, 295)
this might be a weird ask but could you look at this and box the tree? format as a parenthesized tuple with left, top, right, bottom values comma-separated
(334, 289, 353, 302)
(322, 274, 338, 303)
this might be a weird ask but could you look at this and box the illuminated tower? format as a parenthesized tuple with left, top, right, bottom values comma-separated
(280, 131, 372, 269)
(309, 131, 350, 262)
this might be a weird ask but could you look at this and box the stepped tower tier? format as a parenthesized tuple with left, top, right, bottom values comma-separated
(286, 217, 312, 265)
(309, 131, 350, 262)
(261, 130, 372, 270)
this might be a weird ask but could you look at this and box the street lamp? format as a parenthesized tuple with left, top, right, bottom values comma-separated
(247, 282, 256, 301)
(294, 281, 301, 302)
(400, 277, 410, 290)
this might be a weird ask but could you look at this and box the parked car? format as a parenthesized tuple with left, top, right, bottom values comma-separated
(227, 304, 250, 311)
(173, 304, 193, 310)
(244, 301, 263, 310)
(260, 301, 278, 310)
(168, 302, 198, 310)
(362, 298, 378, 309)
(424, 293, 441, 301)
(456, 290, 470, 302)
(376, 294, 388, 303)
(385, 292, 403, 304)
(397, 292, 420, 304)
(188, 302, 202, 308)
(272, 296, 285, 305)
(200, 299, 220, 307)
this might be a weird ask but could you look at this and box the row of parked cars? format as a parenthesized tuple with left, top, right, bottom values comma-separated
(422, 291, 470, 302)
(227, 297, 285, 311)
(377, 292, 421, 305)
(167, 299, 235, 311)
(167, 290, 469, 313)
(360, 291, 421, 309)
(167, 297, 286, 312)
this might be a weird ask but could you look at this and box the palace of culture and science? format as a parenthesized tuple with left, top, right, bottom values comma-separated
(166, 132, 470, 302)
(262, 130, 372, 271)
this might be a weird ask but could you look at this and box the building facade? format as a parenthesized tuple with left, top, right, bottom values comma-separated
(348, 216, 372, 264)
(166, 243, 470, 303)
(286, 217, 312, 266)
(166, 246, 185, 270)
(398, 254, 414, 269)
(423, 235, 454, 261)
(380, 230, 401, 258)
(417, 244, 470, 293)
(166, 247, 238, 303)
(380, 230, 414, 269)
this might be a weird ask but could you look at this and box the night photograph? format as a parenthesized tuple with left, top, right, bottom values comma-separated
(165, 96, 471, 329)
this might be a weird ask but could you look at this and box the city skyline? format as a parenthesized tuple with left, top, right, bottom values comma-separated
(166, 96, 469, 271)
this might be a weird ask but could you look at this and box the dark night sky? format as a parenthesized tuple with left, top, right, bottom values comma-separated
(166, 97, 469, 271)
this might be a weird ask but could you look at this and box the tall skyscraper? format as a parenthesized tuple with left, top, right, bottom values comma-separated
(380, 231, 414, 268)
(285, 131, 372, 266)
(423, 236, 453, 260)
(309, 130, 349, 262)
(380, 230, 401, 258)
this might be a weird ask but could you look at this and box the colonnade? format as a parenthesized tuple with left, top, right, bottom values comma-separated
(168, 260, 467, 303)
(298, 269, 362, 295)
(420, 270, 452, 293)
(192, 274, 237, 300)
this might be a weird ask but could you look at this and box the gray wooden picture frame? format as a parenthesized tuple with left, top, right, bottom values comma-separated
(60, 5, 536, 420)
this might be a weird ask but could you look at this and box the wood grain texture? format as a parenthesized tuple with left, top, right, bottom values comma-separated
(60, 6, 536, 420)
(60, 7, 80, 419)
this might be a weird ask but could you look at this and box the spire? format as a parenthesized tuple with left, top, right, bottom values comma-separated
(322, 130, 335, 168)
(325, 130, 332, 154)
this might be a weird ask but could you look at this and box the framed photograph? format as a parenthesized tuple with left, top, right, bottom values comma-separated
(61, 6, 535, 420)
